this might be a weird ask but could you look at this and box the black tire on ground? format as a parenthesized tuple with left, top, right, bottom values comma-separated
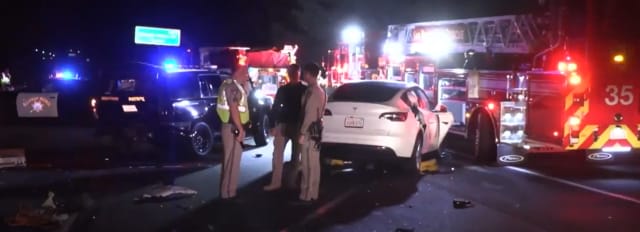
(253, 115, 269, 146)
(402, 135, 424, 176)
(471, 113, 497, 163)
(186, 121, 215, 158)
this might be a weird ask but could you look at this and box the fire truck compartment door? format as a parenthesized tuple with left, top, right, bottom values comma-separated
(16, 92, 59, 118)
(440, 100, 465, 125)
(434, 111, 454, 146)
(467, 70, 479, 98)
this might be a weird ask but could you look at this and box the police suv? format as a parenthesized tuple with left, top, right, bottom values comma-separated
(93, 63, 272, 158)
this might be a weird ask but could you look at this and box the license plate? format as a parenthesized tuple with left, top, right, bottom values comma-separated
(122, 105, 138, 112)
(344, 116, 364, 128)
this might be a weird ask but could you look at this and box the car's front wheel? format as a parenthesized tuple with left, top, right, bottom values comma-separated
(188, 121, 214, 158)
(402, 135, 424, 175)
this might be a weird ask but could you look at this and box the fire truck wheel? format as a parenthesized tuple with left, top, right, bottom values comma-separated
(472, 113, 497, 163)
(253, 115, 269, 147)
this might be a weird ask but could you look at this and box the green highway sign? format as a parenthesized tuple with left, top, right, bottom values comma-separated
(134, 26, 181, 46)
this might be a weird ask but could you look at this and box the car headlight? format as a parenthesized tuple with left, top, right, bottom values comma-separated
(254, 89, 265, 99)
(253, 90, 266, 105)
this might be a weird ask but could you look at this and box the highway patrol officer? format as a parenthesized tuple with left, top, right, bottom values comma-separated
(216, 65, 250, 200)
(294, 63, 326, 204)
(264, 64, 307, 191)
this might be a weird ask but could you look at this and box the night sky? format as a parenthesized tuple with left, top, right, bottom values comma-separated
(0, 0, 542, 67)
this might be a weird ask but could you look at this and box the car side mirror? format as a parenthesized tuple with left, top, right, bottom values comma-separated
(433, 104, 448, 113)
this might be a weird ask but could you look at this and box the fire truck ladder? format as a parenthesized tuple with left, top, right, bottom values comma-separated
(401, 15, 549, 54)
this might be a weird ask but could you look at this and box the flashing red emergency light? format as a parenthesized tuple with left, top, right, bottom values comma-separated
(557, 61, 577, 73)
(568, 116, 581, 127)
(613, 54, 625, 63)
(487, 102, 496, 110)
(237, 54, 247, 66)
(569, 73, 582, 85)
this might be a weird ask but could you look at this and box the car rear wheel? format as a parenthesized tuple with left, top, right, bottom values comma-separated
(188, 121, 214, 158)
(253, 115, 269, 146)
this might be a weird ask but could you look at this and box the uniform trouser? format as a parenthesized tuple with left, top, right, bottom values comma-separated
(300, 138, 320, 201)
(269, 123, 301, 187)
(220, 123, 242, 199)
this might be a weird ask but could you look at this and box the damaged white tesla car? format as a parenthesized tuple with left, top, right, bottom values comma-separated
(321, 81, 453, 174)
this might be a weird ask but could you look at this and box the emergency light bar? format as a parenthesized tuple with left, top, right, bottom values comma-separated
(51, 70, 81, 80)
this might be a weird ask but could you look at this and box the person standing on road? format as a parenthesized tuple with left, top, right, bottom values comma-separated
(294, 63, 326, 204)
(216, 65, 251, 200)
(264, 64, 307, 191)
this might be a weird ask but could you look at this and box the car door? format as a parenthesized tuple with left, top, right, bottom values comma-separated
(412, 88, 439, 153)
(197, 74, 219, 118)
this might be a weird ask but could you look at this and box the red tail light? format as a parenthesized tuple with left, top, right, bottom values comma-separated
(379, 112, 408, 121)
(324, 109, 332, 116)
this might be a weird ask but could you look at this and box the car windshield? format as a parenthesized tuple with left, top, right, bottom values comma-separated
(330, 82, 404, 103)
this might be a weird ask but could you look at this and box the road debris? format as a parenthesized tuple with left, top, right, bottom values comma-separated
(5, 192, 75, 231)
(254, 154, 263, 158)
(420, 159, 439, 173)
(0, 148, 26, 169)
(42, 191, 57, 209)
(134, 185, 198, 203)
(395, 228, 415, 232)
(177, 204, 192, 211)
(453, 198, 474, 209)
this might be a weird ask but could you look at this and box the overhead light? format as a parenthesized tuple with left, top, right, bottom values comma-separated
(613, 54, 624, 63)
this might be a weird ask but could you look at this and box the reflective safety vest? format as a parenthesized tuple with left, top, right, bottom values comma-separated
(217, 79, 250, 124)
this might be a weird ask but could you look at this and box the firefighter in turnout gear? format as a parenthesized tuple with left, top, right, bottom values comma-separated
(217, 66, 250, 200)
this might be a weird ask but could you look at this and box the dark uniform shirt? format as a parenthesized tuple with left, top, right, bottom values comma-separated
(269, 82, 307, 128)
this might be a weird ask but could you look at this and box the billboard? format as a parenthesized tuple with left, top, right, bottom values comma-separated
(134, 26, 181, 46)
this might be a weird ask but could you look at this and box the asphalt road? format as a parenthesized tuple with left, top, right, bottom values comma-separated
(1, 128, 640, 232)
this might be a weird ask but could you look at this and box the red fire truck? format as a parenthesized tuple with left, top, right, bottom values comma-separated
(326, 43, 367, 87)
(245, 45, 298, 99)
(199, 45, 298, 99)
(382, 1, 640, 164)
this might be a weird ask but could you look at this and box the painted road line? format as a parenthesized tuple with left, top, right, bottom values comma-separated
(282, 187, 360, 231)
(506, 166, 640, 205)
